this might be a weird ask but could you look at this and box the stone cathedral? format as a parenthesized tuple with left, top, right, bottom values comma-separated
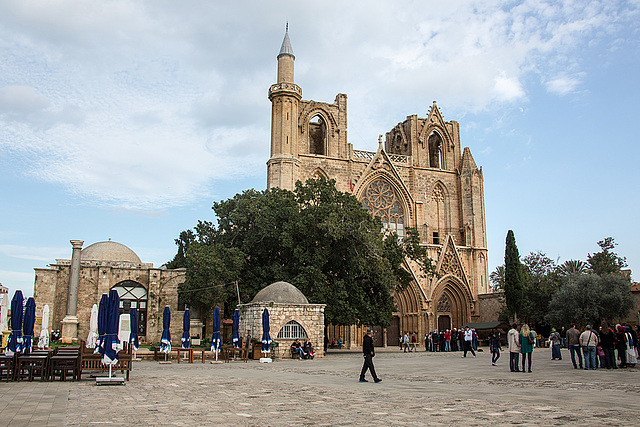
(268, 29, 490, 346)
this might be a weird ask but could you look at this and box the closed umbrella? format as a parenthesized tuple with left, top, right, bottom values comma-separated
(261, 308, 272, 356)
(129, 307, 139, 352)
(86, 304, 98, 349)
(100, 289, 121, 367)
(5, 290, 24, 356)
(232, 309, 240, 348)
(23, 297, 36, 354)
(211, 306, 221, 361)
(38, 304, 50, 350)
(181, 308, 190, 349)
(160, 306, 171, 355)
(95, 294, 108, 354)
(0, 293, 9, 332)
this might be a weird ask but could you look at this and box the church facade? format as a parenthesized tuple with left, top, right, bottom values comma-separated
(268, 29, 490, 346)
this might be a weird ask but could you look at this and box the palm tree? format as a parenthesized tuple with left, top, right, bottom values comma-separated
(558, 259, 587, 276)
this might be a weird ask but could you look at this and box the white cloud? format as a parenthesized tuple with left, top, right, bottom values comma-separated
(0, 0, 636, 209)
(545, 74, 583, 95)
(0, 244, 69, 262)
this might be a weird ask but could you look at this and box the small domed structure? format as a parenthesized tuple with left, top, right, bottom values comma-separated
(81, 240, 142, 264)
(252, 281, 308, 304)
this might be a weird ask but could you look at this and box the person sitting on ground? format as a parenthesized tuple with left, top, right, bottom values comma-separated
(331, 338, 336, 348)
(303, 338, 314, 359)
(291, 338, 305, 359)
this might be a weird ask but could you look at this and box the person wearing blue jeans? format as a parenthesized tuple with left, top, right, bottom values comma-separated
(579, 325, 599, 370)
(566, 325, 583, 369)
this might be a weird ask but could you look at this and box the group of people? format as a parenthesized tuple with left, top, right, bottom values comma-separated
(405, 328, 479, 353)
(564, 322, 638, 370)
(290, 338, 315, 360)
(507, 324, 536, 372)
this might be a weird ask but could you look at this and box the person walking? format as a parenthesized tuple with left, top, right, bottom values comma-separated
(520, 324, 535, 372)
(549, 328, 562, 360)
(461, 326, 476, 358)
(490, 332, 502, 366)
(403, 332, 410, 352)
(566, 324, 583, 369)
(359, 329, 381, 383)
(580, 324, 599, 370)
(507, 324, 520, 372)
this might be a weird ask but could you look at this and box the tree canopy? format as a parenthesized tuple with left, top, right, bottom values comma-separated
(587, 237, 627, 275)
(168, 177, 435, 327)
(545, 273, 633, 327)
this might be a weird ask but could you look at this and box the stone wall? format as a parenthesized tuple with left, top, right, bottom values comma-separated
(238, 302, 325, 358)
(477, 291, 505, 323)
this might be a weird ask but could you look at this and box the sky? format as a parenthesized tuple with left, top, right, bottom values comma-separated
(1, 0, 639, 299)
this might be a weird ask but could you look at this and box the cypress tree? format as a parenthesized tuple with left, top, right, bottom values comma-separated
(504, 230, 523, 320)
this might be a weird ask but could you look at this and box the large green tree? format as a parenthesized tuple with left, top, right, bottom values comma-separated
(587, 237, 627, 275)
(545, 273, 633, 327)
(519, 251, 559, 327)
(171, 177, 435, 327)
(503, 230, 523, 320)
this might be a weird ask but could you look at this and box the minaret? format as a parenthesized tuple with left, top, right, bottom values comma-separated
(267, 24, 302, 190)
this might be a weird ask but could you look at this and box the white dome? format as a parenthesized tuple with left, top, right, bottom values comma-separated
(81, 240, 142, 264)
(252, 281, 309, 304)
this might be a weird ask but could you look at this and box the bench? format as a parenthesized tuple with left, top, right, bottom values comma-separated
(80, 343, 133, 380)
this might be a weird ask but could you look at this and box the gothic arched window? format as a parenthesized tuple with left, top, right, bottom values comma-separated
(361, 179, 405, 239)
(428, 132, 443, 169)
(309, 114, 326, 155)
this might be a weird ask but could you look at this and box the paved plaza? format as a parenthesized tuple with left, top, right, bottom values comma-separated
(1, 346, 639, 426)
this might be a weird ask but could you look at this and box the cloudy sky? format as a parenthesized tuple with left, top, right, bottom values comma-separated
(1, 0, 639, 298)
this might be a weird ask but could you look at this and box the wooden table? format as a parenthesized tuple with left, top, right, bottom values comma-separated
(17, 355, 48, 381)
(174, 347, 193, 363)
(191, 348, 206, 363)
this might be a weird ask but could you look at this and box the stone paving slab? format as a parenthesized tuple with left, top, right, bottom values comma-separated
(1, 347, 638, 426)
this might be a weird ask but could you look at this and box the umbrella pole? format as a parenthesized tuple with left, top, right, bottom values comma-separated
(215, 349, 218, 362)
(108, 364, 112, 379)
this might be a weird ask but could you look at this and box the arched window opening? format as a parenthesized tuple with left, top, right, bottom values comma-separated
(309, 114, 326, 155)
(277, 320, 308, 339)
(111, 280, 148, 336)
(428, 132, 443, 169)
(431, 184, 445, 244)
(361, 179, 405, 239)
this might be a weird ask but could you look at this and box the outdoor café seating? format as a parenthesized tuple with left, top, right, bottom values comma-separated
(16, 354, 48, 381)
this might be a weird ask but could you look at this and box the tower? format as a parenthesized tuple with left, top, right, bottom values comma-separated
(267, 25, 302, 190)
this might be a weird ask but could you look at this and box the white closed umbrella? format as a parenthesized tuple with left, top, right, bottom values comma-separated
(38, 304, 50, 349)
(86, 303, 98, 348)
(0, 294, 8, 332)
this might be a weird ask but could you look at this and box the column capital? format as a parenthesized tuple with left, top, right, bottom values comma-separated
(70, 240, 84, 249)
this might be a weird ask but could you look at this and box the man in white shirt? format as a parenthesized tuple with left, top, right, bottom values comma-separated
(462, 326, 476, 358)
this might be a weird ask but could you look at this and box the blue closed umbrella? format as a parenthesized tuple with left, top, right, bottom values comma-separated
(181, 308, 190, 349)
(261, 308, 271, 355)
(232, 309, 240, 348)
(22, 297, 36, 354)
(95, 294, 108, 354)
(211, 306, 221, 360)
(100, 289, 121, 366)
(5, 290, 24, 356)
(160, 306, 171, 354)
(129, 308, 139, 352)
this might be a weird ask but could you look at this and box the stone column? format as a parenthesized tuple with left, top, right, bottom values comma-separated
(62, 240, 83, 343)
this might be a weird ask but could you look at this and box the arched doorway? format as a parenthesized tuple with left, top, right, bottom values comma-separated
(432, 278, 471, 330)
(111, 280, 148, 337)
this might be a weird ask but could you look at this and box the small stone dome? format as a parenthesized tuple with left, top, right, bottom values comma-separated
(81, 240, 142, 264)
(252, 281, 309, 304)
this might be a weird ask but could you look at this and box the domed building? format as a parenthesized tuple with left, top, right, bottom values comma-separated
(239, 281, 325, 358)
(33, 239, 189, 344)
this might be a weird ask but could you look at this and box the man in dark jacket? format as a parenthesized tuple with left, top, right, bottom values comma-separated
(359, 329, 382, 383)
